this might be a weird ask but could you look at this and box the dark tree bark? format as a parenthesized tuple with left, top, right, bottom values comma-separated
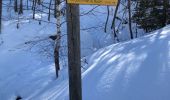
(14, 0, 18, 12)
(38, 0, 41, 5)
(54, 0, 57, 18)
(32, 0, 35, 10)
(111, 0, 120, 41)
(111, 0, 120, 28)
(54, 0, 61, 78)
(19, 0, 23, 14)
(33, 0, 37, 19)
(66, 4, 82, 100)
(104, 6, 109, 33)
(162, 0, 168, 26)
(128, 0, 133, 39)
(54, 36, 60, 78)
(48, 0, 52, 21)
(27, 0, 29, 9)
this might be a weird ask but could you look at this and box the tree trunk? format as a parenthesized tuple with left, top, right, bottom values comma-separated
(19, 0, 23, 14)
(27, 0, 29, 9)
(163, 0, 168, 26)
(54, 0, 61, 78)
(128, 0, 133, 39)
(66, 4, 82, 100)
(48, 0, 52, 21)
(33, 0, 37, 19)
(14, 0, 18, 12)
(54, 43, 60, 78)
(54, 0, 57, 18)
(32, 0, 35, 10)
(38, 0, 41, 5)
(104, 6, 109, 33)
(111, 0, 120, 42)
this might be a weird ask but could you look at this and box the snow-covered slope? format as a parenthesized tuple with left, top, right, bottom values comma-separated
(81, 25, 170, 100)
(0, 23, 170, 100)
(0, 5, 113, 100)
(55, 25, 170, 100)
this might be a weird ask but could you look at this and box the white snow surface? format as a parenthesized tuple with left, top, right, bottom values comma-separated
(0, 23, 170, 100)
(55, 25, 170, 100)
(81, 26, 170, 100)
(0, 4, 170, 99)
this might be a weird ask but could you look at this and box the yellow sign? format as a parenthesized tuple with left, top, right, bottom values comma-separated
(67, 0, 117, 5)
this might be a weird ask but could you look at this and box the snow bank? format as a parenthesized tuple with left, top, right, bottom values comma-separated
(53, 25, 170, 100)
(82, 25, 170, 100)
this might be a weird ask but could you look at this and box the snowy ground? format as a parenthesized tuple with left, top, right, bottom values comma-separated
(48, 25, 170, 100)
(0, 4, 170, 100)
(0, 23, 170, 100)
(0, 5, 114, 100)
(81, 26, 170, 100)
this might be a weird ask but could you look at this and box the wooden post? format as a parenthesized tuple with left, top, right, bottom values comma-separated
(66, 4, 82, 100)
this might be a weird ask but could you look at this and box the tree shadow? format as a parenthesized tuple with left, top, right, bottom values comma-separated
(82, 28, 170, 100)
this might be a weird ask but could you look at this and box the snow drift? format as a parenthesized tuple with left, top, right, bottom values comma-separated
(56, 25, 170, 100)
(0, 23, 170, 100)
(81, 25, 170, 100)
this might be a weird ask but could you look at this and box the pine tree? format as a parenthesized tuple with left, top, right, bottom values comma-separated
(133, 0, 170, 32)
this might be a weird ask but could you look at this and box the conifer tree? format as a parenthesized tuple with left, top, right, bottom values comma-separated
(133, 0, 170, 32)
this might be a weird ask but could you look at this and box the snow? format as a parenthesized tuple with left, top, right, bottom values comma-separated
(0, 5, 111, 99)
(80, 31, 94, 57)
(0, 3, 170, 100)
(46, 25, 170, 100)
(81, 26, 170, 100)
(1, 23, 170, 100)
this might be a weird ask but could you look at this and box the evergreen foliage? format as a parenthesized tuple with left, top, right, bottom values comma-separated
(133, 0, 170, 32)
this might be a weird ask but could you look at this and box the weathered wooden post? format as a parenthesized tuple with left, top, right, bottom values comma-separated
(66, 3, 82, 100)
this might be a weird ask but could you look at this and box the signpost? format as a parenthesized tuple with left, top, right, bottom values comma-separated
(67, 0, 118, 5)
(66, 4, 82, 100)
(66, 1, 118, 100)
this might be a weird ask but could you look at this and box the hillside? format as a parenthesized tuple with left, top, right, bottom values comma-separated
(0, 23, 169, 100)
(53, 25, 170, 100)
(81, 25, 170, 100)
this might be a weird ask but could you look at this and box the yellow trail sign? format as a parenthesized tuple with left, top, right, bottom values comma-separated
(67, 0, 117, 5)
